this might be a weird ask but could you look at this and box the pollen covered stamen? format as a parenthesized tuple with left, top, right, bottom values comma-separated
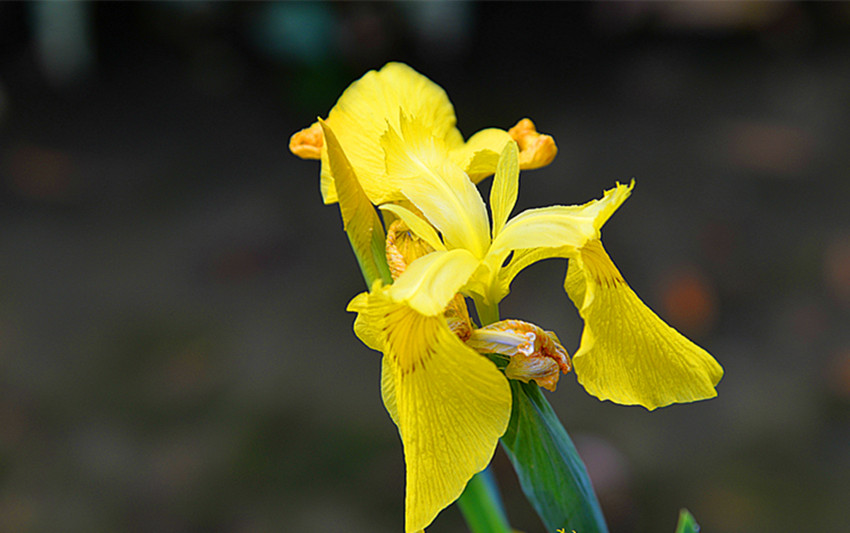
(445, 294, 474, 342)
(385, 219, 436, 280)
(466, 319, 571, 392)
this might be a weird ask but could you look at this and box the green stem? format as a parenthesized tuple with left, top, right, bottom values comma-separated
(473, 292, 607, 533)
(454, 298, 513, 533)
(473, 295, 500, 326)
(501, 381, 609, 533)
(456, 468, 513, 533)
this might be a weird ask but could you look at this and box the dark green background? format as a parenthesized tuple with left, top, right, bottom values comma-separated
(1, 2, 848, 532)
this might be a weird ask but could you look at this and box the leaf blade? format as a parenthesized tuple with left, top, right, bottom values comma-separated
(675, 509, 701, 533)
(319, 119, 392, 286)
(500, 380, 608, 533)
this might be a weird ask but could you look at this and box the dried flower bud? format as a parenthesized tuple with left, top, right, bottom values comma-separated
(466, 319, 571, 392)
(509, 118, 558, 170)
(289, 121, 323, 160)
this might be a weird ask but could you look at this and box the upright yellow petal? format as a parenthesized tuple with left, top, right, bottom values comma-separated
(565, 240, 724, 410)
(491, 204, 596, 256)
(374, 296, 511, 532)
(489, 141, 520, 240)
(589, 181, 634, 232)
(294, 63, 559, 206)
(319, 62, 462, 204)
(383, 114, 491, 258)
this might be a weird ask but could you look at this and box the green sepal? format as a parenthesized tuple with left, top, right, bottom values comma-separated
(674, 509, 700, 533)
(319, 119, 393, 287)
(500, 380, 608, 533)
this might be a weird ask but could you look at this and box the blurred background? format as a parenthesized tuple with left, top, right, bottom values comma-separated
(1, 2, 849, 532)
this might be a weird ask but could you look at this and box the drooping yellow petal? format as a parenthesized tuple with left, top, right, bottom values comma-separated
(388, 249, 481, 316)
(319, 119, 391, 285)
(383, 114, 491, 258)
(489, 141, 520, 240)
(565, 240, 724, 410)
(317, 62, 463, 204)
(372, 295, 511, 532)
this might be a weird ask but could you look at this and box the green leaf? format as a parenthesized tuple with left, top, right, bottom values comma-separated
(500, 380, 608, 533)
(675, 509, 700, 533)
(319, 119, 392, 287)
(456, 468, 513, 533)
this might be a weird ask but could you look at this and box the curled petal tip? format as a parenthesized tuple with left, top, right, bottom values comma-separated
(290, 121, 323, 160)
(508, 118, 558, 170)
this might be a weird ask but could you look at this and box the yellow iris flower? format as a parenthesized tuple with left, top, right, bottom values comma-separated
(346, 133, 721, 531)
(292, 62, 723, 533)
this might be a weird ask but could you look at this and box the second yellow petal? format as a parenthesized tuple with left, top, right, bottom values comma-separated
(565, 241, 723, 410)
(379, 301, 512, 532)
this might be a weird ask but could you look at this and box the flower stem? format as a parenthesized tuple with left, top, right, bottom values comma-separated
(457, 468, 513, 533)
(455, 297, 513, 533)
(473, 296, 500, 326)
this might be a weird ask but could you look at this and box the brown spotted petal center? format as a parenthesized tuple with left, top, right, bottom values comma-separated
(385, 219, 437, 280)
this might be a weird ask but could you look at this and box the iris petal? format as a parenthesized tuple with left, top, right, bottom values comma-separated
(449, 128, 512, 182)
(389, 249, 481, 316)
(565, 241, 724, 410)
(320, 120, 391, 285)
(347, 289, 383, 352)
(319, 62, 462, 204)
(491, 182, 632, 258)
(352, 289, 512, 532)
(383, 114, 491, 258)
(489, 141, 520, 240)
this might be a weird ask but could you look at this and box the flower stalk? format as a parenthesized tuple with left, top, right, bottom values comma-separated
(456, 468, 513, 533)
